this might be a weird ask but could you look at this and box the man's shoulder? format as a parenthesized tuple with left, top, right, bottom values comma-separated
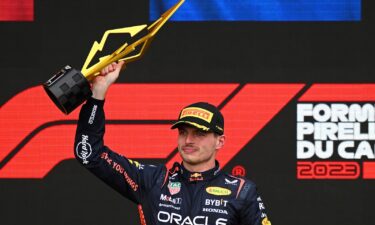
(213, 172, 257, 200)
(219, 171, 257, 187)
(130, 160, 167, 178)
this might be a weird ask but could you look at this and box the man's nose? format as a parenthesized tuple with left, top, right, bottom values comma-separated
(185, 132, 195, 143)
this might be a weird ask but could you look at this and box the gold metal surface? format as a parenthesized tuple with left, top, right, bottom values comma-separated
(81, 0, 185, 80)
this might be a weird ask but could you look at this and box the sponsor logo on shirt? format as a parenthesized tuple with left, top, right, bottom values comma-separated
(257, 195, 269, 219)
(169, 173, 178, 180)
(259, 202, 266, 210)
(262, 217, 272, 225)
(88, 104, 97, 124)
(75, 134, 92, 164)
(100, 152, 139, 192)
(189, 172, 203, 182)
(224, 178, 238, 185)
(206, 187, 231, 196)
(160, 194, 182, 205)
(205, 199, 228, 207)
(128, 159, 144, 170)
(157, 211, 227, 225)
(159, 203, 181, 211)
(168, 182, 181, 195)
(202, 208, 228, 215)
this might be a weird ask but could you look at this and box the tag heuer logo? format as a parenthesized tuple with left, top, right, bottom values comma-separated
(168, 182, 181, 195)
(206, 187, 231, 196)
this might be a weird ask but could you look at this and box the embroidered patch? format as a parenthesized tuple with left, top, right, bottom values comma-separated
(168, 182, 181, 195)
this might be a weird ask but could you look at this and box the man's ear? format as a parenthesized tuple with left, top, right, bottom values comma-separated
(216, 135, 226, 150)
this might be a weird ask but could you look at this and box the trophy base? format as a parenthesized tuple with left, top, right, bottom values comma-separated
(43, 66, 92, 114)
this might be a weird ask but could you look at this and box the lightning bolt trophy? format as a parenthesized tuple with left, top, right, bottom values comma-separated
(43, 0, 184, 114)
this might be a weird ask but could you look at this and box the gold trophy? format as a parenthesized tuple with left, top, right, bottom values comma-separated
(43, 0, 184, 114)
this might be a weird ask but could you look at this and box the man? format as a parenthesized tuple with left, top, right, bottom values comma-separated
(74, 62, 271, 225)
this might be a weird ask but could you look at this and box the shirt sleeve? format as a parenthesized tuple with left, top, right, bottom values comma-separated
(239, 182, 271, 225)
(74, 97, 165, 204)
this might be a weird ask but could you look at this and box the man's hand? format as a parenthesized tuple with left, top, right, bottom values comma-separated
(91, 61, 125, 100)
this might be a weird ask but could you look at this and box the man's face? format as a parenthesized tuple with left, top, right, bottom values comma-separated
(177, 125, 225, 168)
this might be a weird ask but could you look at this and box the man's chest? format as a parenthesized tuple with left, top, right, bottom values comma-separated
(149, 178, 243, 225)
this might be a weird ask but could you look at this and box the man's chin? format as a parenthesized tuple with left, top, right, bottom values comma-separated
(181, 155, 200, 165)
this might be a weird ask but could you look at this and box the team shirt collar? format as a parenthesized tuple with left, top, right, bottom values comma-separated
(170, 161, 221, 182)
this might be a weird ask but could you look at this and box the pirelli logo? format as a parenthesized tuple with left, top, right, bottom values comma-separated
(180, 107, 213, 123)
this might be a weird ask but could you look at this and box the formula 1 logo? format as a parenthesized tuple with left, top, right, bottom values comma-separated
(2, 83, 374, 180)
(297, 84, 375, 180)
(0, 83, 303, 178)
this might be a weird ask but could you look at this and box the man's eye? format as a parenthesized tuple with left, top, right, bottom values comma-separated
(196, 131, 206, 136)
